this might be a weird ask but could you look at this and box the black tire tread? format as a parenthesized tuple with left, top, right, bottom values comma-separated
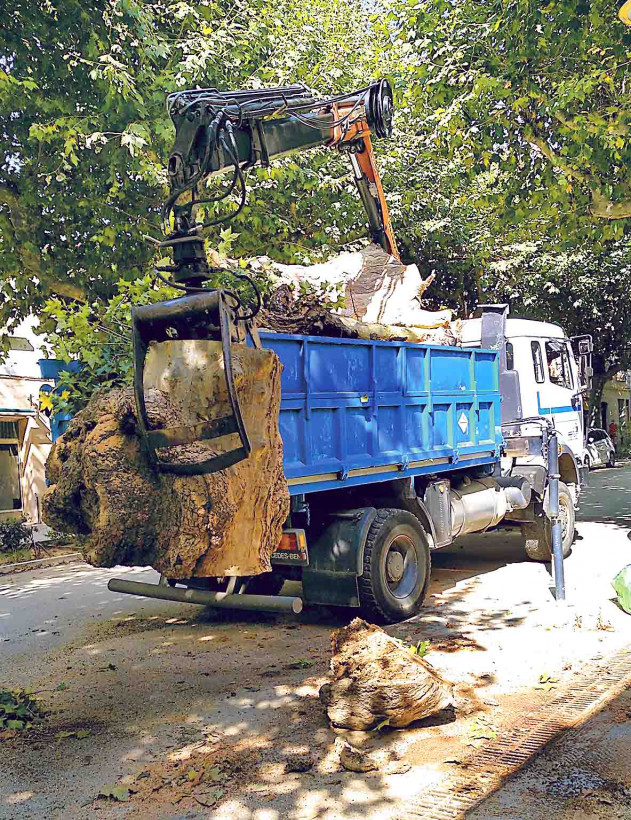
(357, 509, 398, 623)
(523, 481, 575, 562)
(357, 508, 430, 624)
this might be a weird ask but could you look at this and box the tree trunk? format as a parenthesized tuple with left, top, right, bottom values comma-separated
(319, 619, 454, 730)
(43, 342, 290, 578)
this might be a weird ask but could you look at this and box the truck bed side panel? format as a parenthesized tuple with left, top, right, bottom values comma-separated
(259, 332, 501, 495)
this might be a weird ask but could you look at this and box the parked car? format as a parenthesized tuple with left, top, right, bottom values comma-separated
(585, 428, 616, 469)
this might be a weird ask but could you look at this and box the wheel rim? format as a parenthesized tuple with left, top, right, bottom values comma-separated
(559, 497, 570, 542)
(383, 534, 419, 600)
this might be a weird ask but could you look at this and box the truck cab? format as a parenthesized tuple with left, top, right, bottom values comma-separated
(461, 316, 586, 465)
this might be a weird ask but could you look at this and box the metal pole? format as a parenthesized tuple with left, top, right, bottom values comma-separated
(108, 578, 303, 614)
(547, 432, 565, 600)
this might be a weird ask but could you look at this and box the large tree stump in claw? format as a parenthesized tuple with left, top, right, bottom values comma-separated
(43, 342, 289, 578)
(319, 619, 454, 731)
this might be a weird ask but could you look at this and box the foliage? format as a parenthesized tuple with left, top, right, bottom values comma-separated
(0, 688, 45, 733)
(483, 239, 631, 418)
(409, 639, 430, 657)
(3, 0, 631, 407)
(0, 519, 30, 555)
(1, 0, 388, 339)
(389, 0, 631, 244)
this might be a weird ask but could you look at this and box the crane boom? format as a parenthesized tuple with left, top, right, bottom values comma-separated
(158, 80, 398, 287)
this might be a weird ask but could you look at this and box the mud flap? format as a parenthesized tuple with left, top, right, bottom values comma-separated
(301, 508, 377, 607)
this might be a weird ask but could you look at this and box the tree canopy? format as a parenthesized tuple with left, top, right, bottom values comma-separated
(0, 0, 387, 330)
(1, 0, 631, 411)
(389, 0, 631, 244)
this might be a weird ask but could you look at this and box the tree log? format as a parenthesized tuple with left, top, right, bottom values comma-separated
(43, 342, 289, 578)
(319, 619, 454, 730)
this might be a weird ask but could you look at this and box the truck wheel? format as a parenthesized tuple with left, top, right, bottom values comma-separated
(358, 509, 430, 624)
(522, 482, 575, 562)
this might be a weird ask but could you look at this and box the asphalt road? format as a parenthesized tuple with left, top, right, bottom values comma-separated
(1, 462, 630, 820)
(0, 564, 181, 658)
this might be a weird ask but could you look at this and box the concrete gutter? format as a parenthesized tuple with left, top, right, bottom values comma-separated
(0, 552, 83, 576)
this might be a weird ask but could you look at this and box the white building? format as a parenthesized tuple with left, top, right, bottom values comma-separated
(0, 317, 54, 523)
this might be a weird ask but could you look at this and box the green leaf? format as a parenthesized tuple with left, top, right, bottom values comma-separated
(98, 785, 131, 802)
(288, 659, 315, 669)
(6, 720, 25, 730)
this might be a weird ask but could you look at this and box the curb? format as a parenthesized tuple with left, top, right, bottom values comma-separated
(0, 552, 83, 576)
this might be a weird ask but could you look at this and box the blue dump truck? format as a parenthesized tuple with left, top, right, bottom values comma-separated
(110, 304, 590, 624)
(107, 81, 590, 622)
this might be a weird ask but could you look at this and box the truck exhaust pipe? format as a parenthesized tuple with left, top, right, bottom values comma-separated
(450, 476, 531, 540)
(107, 578, 303, 614)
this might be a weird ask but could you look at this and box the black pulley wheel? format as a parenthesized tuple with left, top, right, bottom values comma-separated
(358, 508, 430, 624)
(367, 79, 394, 139)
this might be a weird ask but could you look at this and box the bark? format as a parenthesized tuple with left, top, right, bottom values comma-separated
(43, 342, 289, 578)
(587, 355, 622, 427)
(319, 619, 454, 731)
(260, 284, 460, 345)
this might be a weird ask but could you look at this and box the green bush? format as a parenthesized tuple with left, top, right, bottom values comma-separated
(0, 520, 31, 555)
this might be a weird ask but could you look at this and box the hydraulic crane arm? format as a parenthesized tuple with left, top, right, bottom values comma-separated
(158, 80, 398, 287)
(132, 81, 397, 477)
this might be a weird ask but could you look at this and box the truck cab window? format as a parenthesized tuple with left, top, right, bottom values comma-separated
(505, 341, 514, 370)
(531, 341, 544, 383)
(545, 340, 573, 389)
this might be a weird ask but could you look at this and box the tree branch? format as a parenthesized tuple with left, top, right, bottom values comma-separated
(589, 192, 631, 220)
(525, 133, 631, 221)
(0, 183, 86, 302)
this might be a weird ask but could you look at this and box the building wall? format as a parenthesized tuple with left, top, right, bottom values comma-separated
(0, 318, 54, 523)
(600, 371, 631, 448)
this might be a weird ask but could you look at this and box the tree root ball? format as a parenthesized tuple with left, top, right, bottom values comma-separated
(319, 618, 454, 731)
(43, 343, 289, 579)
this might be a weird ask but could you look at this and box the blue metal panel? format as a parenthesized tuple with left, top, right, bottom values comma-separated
(258, 332, 502, 495)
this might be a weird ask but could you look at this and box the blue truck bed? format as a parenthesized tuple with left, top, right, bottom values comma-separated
(259, 331, 502, 495)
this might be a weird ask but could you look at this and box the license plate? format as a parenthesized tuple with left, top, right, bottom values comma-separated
(271, 529, 309, 566)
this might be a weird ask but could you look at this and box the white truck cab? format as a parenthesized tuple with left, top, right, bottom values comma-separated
(461, 316, 585, 464)
(461, 307, 589, 562)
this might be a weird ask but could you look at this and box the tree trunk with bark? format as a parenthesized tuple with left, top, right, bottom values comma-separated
(43, 341, 289, 578)
(319, 619, 454, 730)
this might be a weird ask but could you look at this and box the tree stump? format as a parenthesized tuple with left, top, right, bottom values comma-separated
(319, 619, 454, 730)
(43, 342, 289, 578)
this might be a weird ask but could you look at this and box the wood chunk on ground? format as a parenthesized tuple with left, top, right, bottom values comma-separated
(319, 618, 454, 731)
(43, 342, 289, 578)
(335, 736, 410, 774)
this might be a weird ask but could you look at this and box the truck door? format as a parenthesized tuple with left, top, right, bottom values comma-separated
(535, 338, 583, 458)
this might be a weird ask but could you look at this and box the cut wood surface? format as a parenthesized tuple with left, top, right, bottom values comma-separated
(258, 244, 461, 345)
(43, 341, 289, 578)
(319, 618, 454, 730)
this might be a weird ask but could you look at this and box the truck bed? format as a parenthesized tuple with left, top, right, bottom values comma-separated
(259, 332, 501, 495)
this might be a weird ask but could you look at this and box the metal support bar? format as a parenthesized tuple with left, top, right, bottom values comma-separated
(547, 433, 566, 600)
(108, 578, 303, 614)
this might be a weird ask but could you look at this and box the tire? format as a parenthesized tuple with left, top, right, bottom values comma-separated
(358, 509, 431, 624)
(243, 572, 286, 596)
(608, 452, 616, 468)
(522, 481, 575, 562)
